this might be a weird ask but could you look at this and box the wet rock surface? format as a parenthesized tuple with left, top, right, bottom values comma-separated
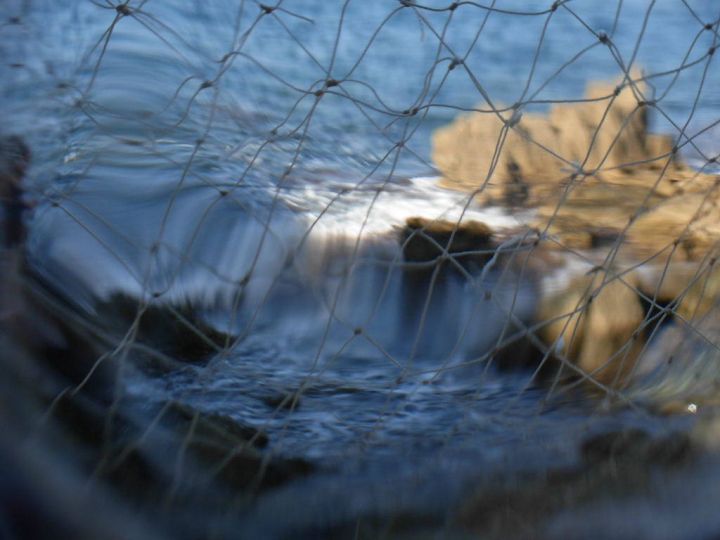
(95, 292, 234, 370)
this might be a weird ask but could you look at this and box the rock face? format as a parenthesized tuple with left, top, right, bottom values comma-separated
(401, 216, 494, 264)
(433, 78, 665, 203)
(431, 74, 720, 396)
(431, 75, 719, 263)
(537, 268, 645, 386)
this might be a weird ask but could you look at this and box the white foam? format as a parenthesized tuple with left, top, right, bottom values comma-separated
(295, 175, 534, 242)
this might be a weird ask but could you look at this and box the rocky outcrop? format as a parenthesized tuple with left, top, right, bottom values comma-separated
(432, 75, 719, 263)
(95, 292, 233, 370)
(536, 267, 646, 386)
(431, 74, 720, 396)
(432, 77, 682, 202)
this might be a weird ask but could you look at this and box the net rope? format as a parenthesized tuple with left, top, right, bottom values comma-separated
(1, 1, 720, 538)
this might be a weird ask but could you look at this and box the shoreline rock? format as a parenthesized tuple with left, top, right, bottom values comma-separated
(430, 73, 720, 399)
(431, 74, 719, 263)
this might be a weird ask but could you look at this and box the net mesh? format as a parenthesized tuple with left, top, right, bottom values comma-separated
(2, 1, 720, 538)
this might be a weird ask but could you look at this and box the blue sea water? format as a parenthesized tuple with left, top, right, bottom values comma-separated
(1, 1, 719, 526)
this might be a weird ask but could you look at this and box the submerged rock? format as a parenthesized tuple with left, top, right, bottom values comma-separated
(95, 292, 234, 370)
(432, 75, 685, 206)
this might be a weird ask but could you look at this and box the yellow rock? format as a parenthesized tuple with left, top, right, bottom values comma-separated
(401, 216, 494, 264)
(638, 260, 720, 322)
(537, 268, 645, 385)
(431, 75, 687, 207)
(431, 73, 720, 389)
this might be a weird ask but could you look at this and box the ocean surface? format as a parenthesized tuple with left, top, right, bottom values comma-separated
(1, 0, 719, 533)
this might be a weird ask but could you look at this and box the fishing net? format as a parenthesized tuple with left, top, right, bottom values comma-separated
(2, 1, 720, 538)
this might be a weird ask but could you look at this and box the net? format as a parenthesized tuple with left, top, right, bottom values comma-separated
(2, 1, 720, 538)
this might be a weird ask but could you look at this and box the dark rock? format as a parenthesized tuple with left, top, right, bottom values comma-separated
(95, 292, 234, 367)
(163, 400, 269, 449)
(0, 134, 31, 248)
(580, 428, 653, 464)
(401, 216, 494, 265)
(449, 429, 694, 539)
(0, 136, 117, 400)
(261, 392, 301, 411)
(16, 272, 120, 400)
